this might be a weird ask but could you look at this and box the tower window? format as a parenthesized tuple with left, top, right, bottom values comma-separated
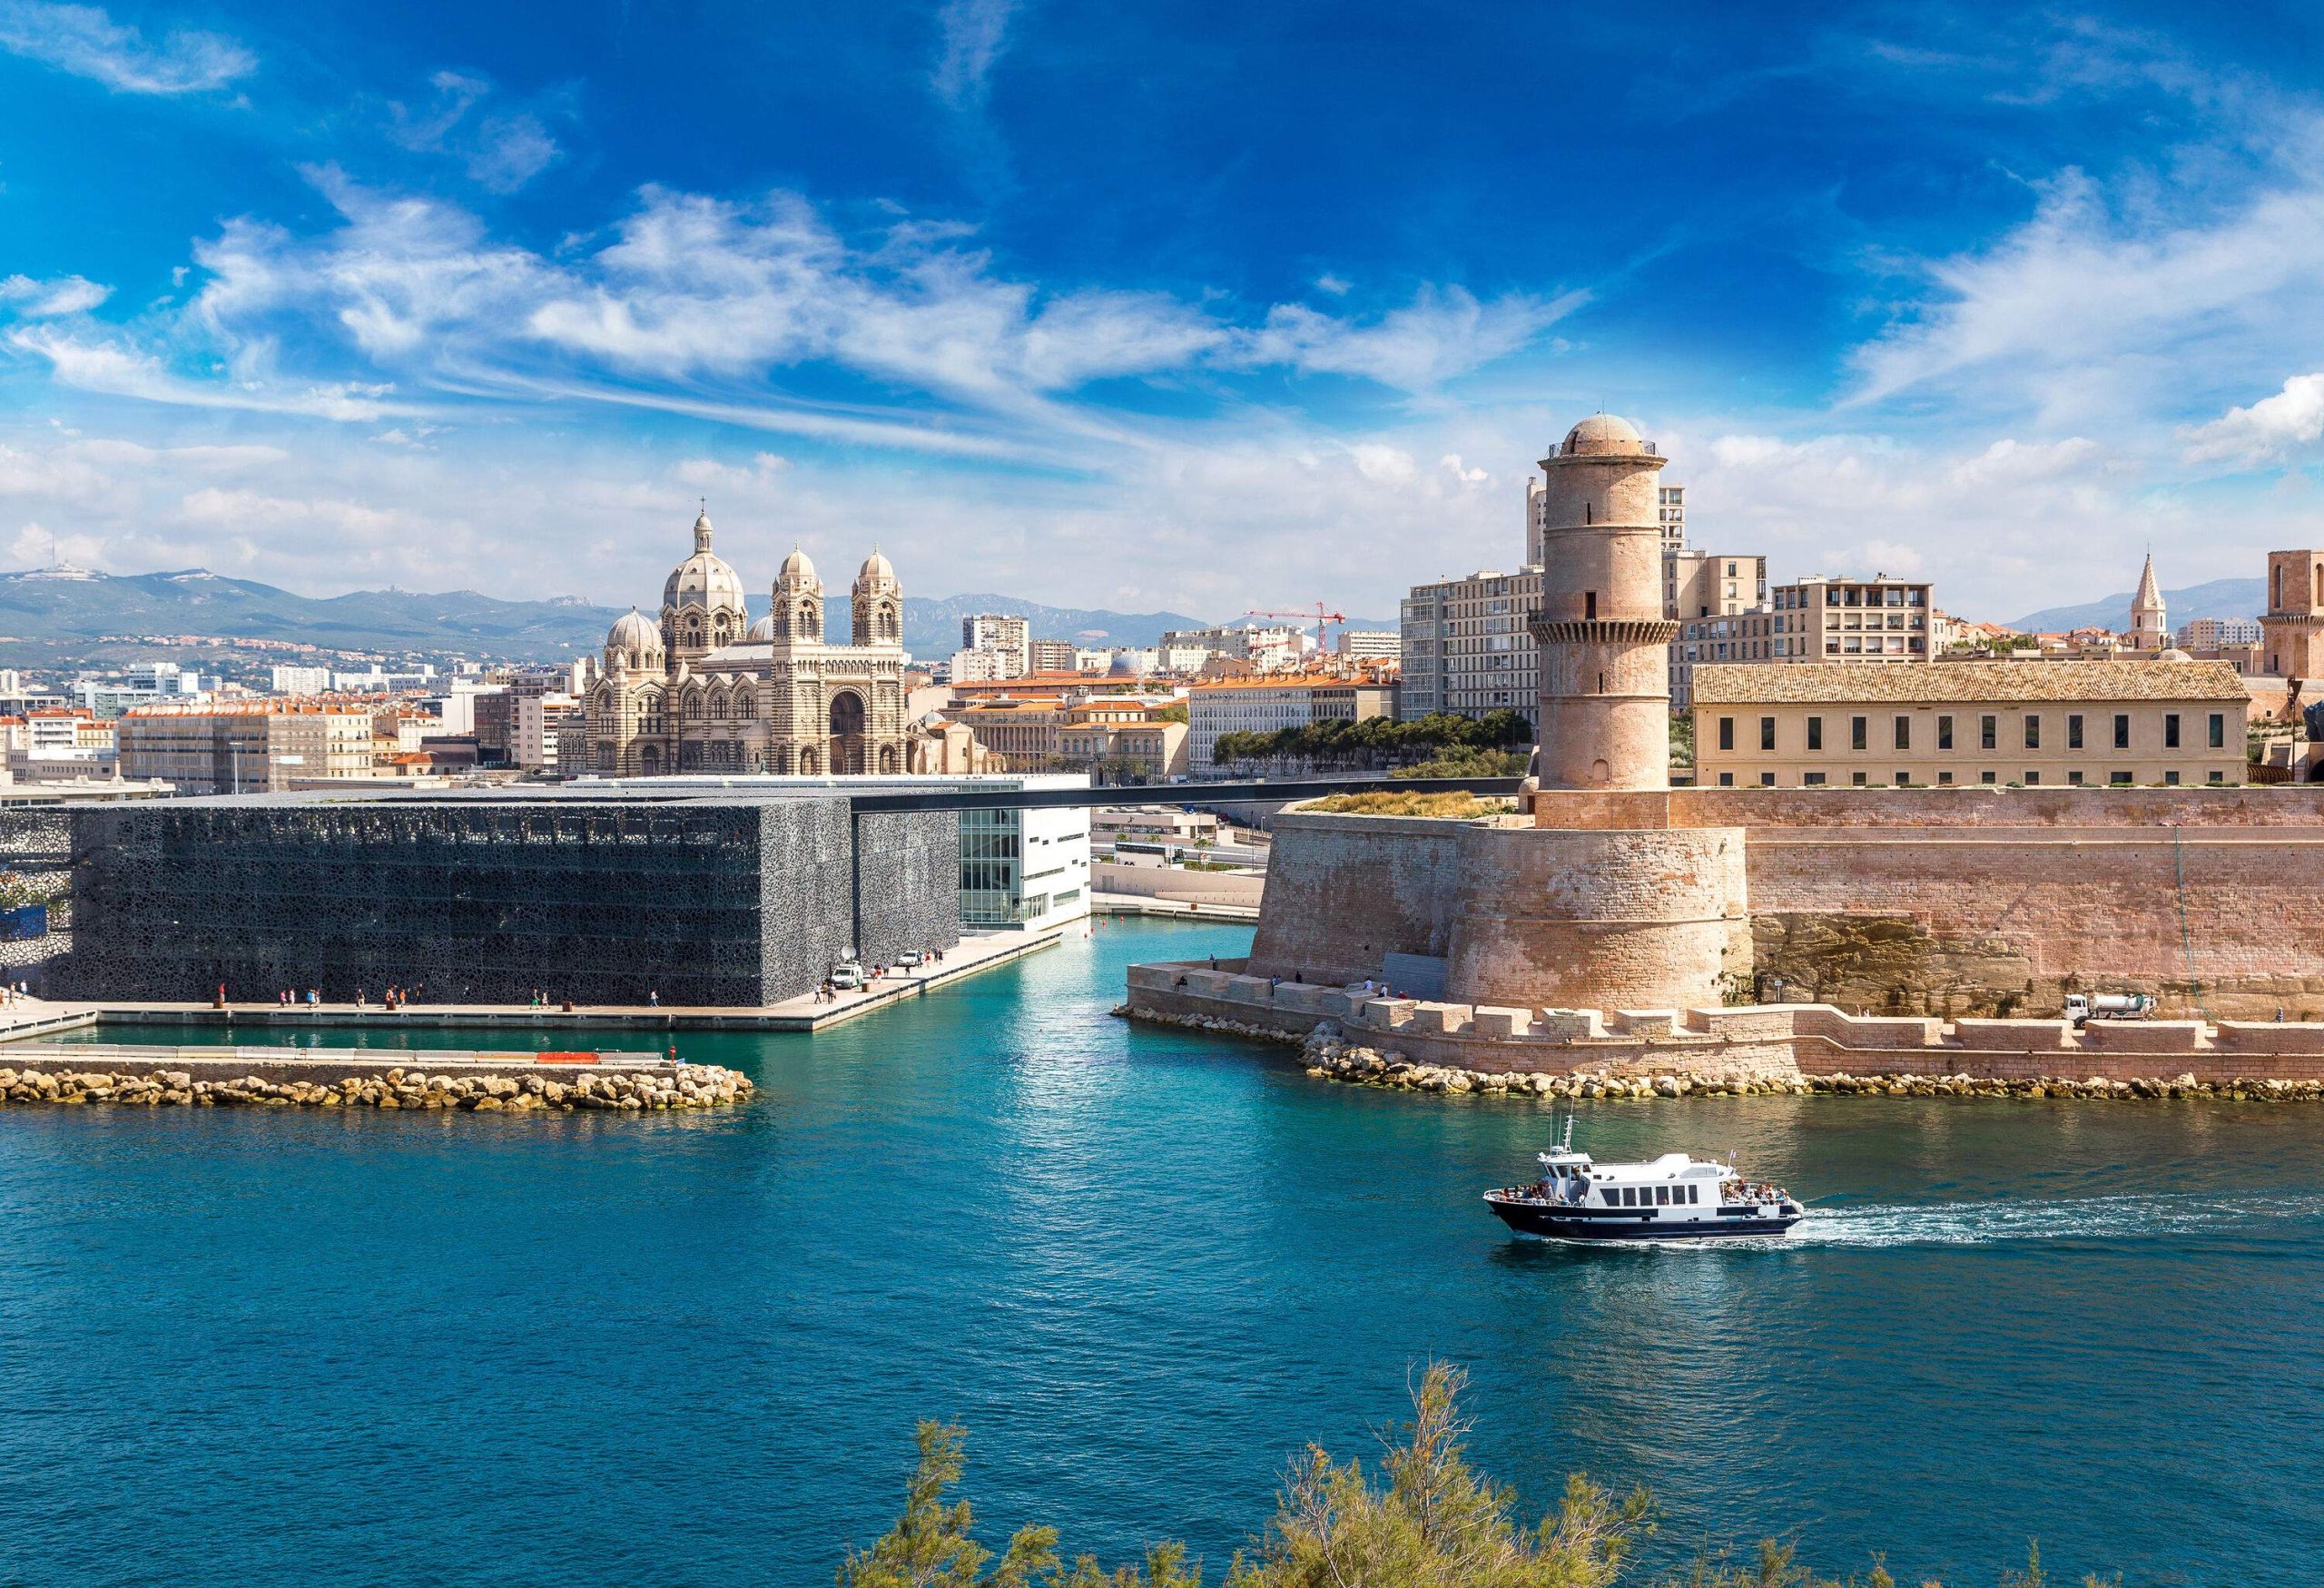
(1585, 591, 1597, 620)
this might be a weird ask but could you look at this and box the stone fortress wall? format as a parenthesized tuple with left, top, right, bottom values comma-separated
(1247, 788, 2324, 1021)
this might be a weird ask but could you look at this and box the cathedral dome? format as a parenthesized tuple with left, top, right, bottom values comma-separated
(778, 545, 818, 587)
(1560, 413, 1648, 456)
(606, 607, 662, 659)
(856, 548, 896, 587)
(663, 509, 747, 614)
(747, 613, 777, 641)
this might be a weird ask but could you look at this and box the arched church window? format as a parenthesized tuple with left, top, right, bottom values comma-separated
(684, 694, 701, 719)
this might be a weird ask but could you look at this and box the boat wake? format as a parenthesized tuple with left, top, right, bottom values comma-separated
(1506, 1191, 2324, 1252)
(1789, 1191, 2324, 1248)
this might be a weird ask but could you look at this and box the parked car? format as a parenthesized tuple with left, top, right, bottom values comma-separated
(896, 950, 925, 969)
(830, 962, 865, 991)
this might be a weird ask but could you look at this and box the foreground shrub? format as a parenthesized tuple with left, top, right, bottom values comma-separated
(838, 1365, 2113, 1588)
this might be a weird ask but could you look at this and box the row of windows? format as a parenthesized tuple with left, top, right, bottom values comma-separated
(1718, 768, 2230, 787)
(1605, 1182, 1699, 1207)
(1717, 711, 2229, 755)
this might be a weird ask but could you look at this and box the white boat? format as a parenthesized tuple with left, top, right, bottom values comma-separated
(1482, 1119, 1804, 1241)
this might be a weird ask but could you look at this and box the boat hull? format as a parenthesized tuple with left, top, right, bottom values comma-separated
(1484, 1195, 1800, 1241)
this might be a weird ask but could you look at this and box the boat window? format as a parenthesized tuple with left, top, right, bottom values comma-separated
(1687, 1184, 1699, 1204)
(1654, 1186, 1669, 1205)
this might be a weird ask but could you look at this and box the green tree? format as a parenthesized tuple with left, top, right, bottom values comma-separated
(1227, 1363, 1649, 1588)
(839, 1421, 1202, 1588)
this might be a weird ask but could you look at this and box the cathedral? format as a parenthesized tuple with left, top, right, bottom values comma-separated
(586, 509, 914, 775)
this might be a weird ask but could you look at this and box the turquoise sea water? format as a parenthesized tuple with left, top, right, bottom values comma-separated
(3, 917, 2320, 1586)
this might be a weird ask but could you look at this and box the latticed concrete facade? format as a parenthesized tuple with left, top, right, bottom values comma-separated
(56, 793, 960, 1005)
(587, 512, 911, 776)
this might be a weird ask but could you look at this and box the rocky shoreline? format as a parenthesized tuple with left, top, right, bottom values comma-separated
(0, 1063, 753, 1111)
(1119, 1007, 2324, 1102)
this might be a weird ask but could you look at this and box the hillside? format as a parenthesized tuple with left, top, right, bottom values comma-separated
(2009, 577, 2267, 635)
(0, 566, 1364, 670)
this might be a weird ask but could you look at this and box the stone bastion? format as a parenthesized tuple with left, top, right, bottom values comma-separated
(1230, 786, 2324, 1024)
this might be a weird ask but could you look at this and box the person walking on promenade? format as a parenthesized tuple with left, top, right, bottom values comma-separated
(648, 989, 659, 1008)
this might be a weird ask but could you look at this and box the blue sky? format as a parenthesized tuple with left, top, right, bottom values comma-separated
(4, 1, 2324, 622)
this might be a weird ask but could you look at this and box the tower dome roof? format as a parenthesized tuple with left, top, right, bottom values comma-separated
(606, 607, 662, 655)
(746, 613, 777, 641)
(856, 548, 896, 586)
(1559, 413, 1648, 456)
(778, 544, 818, 586)
(662, 508, 746, 614)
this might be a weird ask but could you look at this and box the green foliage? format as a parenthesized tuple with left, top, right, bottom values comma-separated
(1398, 745, 1531, 779)
(1227, 1364, 1650, 1588)
(1153, 703, 1189, 724)
(842, 1372, 2120, 1588)
(1213, 710, 1531, 772)
(839, 1419, 1200, 1588)
(1668, 715, 1694, 767)
(1304, 792, 1511, 818)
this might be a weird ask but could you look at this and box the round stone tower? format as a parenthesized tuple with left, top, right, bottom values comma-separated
(1528, 414, 1676, 790)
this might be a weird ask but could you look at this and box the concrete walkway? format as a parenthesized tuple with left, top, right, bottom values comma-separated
(1091, 893, 1260, 922)
(0, 928, 1064, 1038)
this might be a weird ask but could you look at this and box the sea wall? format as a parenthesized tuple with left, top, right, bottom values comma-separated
(1124, 962, 2324, 1086)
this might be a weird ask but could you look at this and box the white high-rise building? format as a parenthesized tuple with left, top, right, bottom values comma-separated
(960, 615, 1030, 677)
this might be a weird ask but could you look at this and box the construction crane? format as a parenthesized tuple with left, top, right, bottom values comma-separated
(1244, 604, 1347, 661)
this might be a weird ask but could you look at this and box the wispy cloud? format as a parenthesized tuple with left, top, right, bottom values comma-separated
(47, 173, 1557, 453)
(8, 325, 411, 420)
(388, 70, 562, 193)
(0, 0, 252, 94)
(931, 0, 1018, 111)
(0, 272, 110, 316)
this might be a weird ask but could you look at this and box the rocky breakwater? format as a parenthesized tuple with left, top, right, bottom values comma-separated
(1301, 1026, 1811, 1098)
(0, 1063, 753, 1111)
(1296, 1027, 2324, 1103)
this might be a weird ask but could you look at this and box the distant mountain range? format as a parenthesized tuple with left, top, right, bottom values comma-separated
(2010, 577, 2267, 635)
(0, 565, 1393, 670)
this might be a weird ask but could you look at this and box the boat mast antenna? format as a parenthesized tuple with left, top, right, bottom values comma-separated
(1561, 1113, 1575, 1153)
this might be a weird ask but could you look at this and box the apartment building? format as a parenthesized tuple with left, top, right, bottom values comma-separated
(1396, 568, 1541, 721)
(961, 615, 1031, 676)
(117, 700, 379, 794)
(1691, 660, 2247, 789)
(1335, 628, 1401, 662)
(1028, 638, 1078, 673)
(1189, 676, 1396, 774)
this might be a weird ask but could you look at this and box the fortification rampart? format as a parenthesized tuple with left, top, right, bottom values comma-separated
(1247, 790, 2324, 1021)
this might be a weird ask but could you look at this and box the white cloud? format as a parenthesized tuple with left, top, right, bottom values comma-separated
(8, 326, 410, 420)
(931, 0, 1017, 110)
(1315, 273, 1351, 297)
(675, 452, 790, 489)
(0, 273, 111, 316)
(2180, 374, 2324, 465)
(0, 0, 252, 94)
(1243, 285, 1586, 390)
